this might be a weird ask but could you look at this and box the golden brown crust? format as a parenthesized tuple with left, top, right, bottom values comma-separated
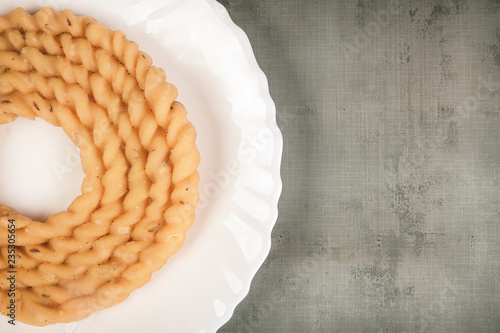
(0, 7, 200, 326)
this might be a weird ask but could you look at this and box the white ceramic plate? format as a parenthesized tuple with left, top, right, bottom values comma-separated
(0, 0, 282, 332)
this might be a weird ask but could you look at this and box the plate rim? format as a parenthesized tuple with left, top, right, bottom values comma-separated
(203, 0, 284, 330)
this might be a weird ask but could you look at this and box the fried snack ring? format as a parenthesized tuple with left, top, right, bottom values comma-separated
(0, 7, 200, 326)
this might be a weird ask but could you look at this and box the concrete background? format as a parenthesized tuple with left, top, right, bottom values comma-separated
(216, 1, 500, 332)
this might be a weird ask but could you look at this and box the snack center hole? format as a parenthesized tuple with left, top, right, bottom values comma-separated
(0, 117, 85, 222)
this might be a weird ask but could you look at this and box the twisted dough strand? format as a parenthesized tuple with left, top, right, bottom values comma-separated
(0, 7, 200, 326)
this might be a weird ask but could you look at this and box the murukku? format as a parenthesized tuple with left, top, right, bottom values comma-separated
(0, 7, 200, 326)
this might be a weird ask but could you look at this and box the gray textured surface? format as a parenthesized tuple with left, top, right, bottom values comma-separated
(216, 0, 500, 332)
